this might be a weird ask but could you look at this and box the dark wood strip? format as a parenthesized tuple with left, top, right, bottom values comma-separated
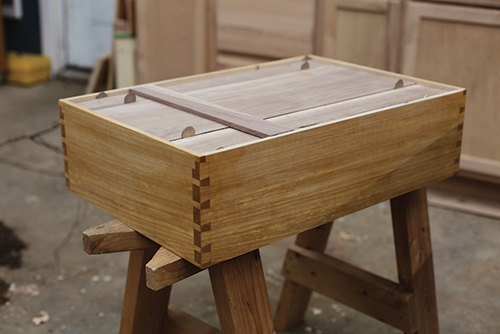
(130, 86, 292, 138)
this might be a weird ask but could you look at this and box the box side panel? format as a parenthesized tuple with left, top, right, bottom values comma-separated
(206, 91, 465, 264)
(59, 102, 198, 264)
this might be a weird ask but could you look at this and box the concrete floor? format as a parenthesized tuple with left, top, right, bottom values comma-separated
(0, 80, 499, 334)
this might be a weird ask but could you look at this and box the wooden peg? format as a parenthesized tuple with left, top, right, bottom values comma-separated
(182, 126, 196, 138)
(145, 247, 202, 291)
(96, 91, 108, 99)
(124, 92, 136, 104)
(83, 220, 157, 254)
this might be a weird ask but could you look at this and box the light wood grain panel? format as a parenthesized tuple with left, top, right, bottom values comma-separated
(216, 53, 271, 70)
(78, 94, 146, 111)
(315, 0, 403, 71)
(204, 92, 464, 264)
(59, 101, 199, 264)
(335, 6, 387, 69)
(130, 86, 292, 138)
(185, 65, 414, 119)
(92, 99, 222, 142)
(174, 84, 448, 153)
(403, 2, 500, 176)
(160, 58, 328, 93)
(135, 0, 215, 83)
(417, 0, 500, 9)
(218, 0, 315, 58)
(428, 175, 500, 218)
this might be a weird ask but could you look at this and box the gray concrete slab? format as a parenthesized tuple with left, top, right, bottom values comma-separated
(0, 81, 499, 333)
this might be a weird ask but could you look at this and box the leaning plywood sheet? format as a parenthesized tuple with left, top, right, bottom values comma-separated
(60, 56, 465, 268)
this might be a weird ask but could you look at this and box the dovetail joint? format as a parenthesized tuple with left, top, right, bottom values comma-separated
(192, 158, 211, 266)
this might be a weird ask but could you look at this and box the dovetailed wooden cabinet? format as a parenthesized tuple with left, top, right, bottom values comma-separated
(402, 2, 500, 181)
(59, 56, 465, 268)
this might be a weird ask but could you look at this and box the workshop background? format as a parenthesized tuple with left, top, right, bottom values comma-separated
(1, 0, 499, 333)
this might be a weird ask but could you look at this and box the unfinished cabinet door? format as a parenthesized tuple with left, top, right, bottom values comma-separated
(217, 0, 316, 59)
(414, 0, 500, 9)
(316, 0, 403, 71)
(402, 2, 500, 180)
(135, 0, 216, 83)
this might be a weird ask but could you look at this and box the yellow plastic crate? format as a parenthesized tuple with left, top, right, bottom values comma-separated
(7, 53, 51, 86)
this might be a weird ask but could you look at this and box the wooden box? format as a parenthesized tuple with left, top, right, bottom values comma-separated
(59, 56, 465, 268)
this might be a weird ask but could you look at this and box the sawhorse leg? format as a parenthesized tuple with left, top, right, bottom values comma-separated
(210, 249, 275, 334)
(83, 221, 274, 333)
(121, 248, 171, 334)
(274, 222, 333, 329)
(391, 188, 439, 333)
(275, 188, 439, 333)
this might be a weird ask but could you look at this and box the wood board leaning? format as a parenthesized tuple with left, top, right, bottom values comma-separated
(59, 55, 465, 268)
